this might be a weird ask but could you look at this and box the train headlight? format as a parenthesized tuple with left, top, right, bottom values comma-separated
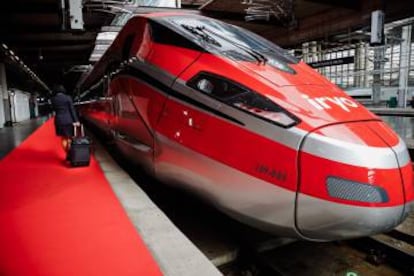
(188, 71, 300, 128)
(326, 176, 389, 203)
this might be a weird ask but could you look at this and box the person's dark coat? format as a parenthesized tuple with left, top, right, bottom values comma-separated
(51, 92, 79, 137)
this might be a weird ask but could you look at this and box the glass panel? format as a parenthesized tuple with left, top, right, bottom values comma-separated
(188, 72, 298, 127)
(152, 15, 298, 74)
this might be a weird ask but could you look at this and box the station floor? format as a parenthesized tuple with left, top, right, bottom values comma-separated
(0, 117, 220, 276)
(0, 116, 48, 160)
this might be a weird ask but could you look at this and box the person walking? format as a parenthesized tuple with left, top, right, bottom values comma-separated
(50, 84, 80, 155)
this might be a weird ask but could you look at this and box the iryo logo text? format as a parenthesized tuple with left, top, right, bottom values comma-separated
(302, 94, 359, 112)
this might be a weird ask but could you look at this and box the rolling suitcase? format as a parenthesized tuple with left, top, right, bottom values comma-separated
(68, 124, 91, 167)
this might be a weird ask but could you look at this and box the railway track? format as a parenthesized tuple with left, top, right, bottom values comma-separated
(218, 213, 414, 276)
(221, 232, 414, 276)
(349, 229, 414, 275)
(233, 227, 414, 276)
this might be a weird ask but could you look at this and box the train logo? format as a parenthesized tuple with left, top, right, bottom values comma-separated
(302, 94, 359, 112)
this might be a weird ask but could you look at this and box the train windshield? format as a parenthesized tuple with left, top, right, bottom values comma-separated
(158, 16, 298, 73)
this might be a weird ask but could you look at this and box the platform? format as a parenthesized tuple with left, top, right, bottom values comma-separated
(369, 107, 414, 117)
(0, 118, 220, 276)
(378, 114, 414, 154)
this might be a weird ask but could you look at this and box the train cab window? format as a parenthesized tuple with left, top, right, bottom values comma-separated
(188, 72, 299, 128)
(148, 20, 203, 51)
(82, 79, 105, 102)
(159, 16, 297, 73)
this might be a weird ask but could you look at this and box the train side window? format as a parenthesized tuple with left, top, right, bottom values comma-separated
(188, 72, 247, 101)
(122, 35, 135, 60)
(83, 80, 105, 101)
(196, 79, 214, 94)
(106, 61, 120, 77)
(187, 72, 299, 128)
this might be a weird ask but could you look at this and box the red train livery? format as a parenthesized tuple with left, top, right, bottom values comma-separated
(77, 12, 414, 241)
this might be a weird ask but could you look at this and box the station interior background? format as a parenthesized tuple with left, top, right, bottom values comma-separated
(1, 0, 414, 127)
(1, 1, 414, 275)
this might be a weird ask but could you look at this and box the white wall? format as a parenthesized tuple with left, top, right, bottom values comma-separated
(11, 90, 30, 123)
(0, 63, 7, 127)
(0, 84, 5, 127)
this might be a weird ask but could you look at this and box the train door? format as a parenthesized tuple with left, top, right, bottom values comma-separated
(154, 90, 219, 198)
(101, 71, 116, 137)
(85, 78, 113, 135)
(109, 75, 156, 173)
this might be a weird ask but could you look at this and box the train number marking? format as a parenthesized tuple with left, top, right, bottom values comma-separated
(256, 164, 287, 182)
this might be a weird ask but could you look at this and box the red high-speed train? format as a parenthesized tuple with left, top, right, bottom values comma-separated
(77, 12, 414, 241)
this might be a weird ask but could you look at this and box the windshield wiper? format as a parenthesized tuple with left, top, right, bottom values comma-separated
(196, 25, 267, 65)
(181, 24, 266, 65)
(181, 24, 221, 47)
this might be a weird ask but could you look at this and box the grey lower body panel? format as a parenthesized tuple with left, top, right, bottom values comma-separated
(114, 133, 154, 174)
(154, 134, 414, 241)
(155, 134, 299, 237)
(296, 194, 414, 241)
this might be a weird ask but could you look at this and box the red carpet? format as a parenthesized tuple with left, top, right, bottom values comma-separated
(0, 119, 162, 276)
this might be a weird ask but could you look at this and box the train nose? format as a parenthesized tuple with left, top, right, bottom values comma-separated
(295, 121, 413, 241)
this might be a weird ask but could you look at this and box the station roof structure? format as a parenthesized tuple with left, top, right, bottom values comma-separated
(1, 0, 414, 95)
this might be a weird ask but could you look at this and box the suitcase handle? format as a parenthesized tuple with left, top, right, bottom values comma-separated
(73, 124, 84, 137)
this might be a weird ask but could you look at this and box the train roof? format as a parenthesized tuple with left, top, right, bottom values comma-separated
(76, 12, 192, 93)
(76, 12, 298, 97)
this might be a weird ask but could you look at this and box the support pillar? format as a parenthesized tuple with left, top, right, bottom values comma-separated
(0, 63, 11, 127)
(397, 24, 412, 108)
(372, 46, 384, 106)
(302, 42, 309, 63)
(371, 9, 385, 105)
(364, 44, 369, 88)
(318, 43, 326, 76)
(354, 42, 365, 87)
(310, 41, 318, 63)
(0, 64, 5, 128)
(29, 93, 38, 118)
